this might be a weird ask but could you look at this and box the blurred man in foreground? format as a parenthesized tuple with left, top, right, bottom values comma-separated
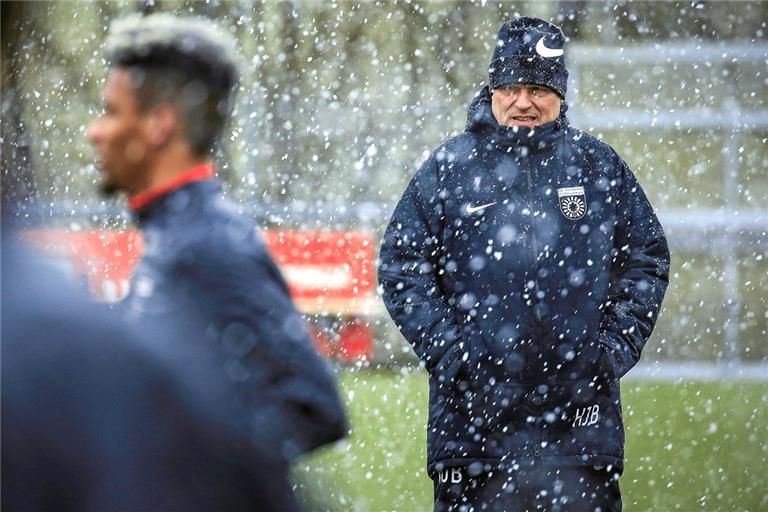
(379, 17, 669, 511)
(88, 14, 346, 463)
(1, 230, 300, 510)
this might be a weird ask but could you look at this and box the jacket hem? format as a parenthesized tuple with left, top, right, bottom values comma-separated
(427, 454, 624, 478)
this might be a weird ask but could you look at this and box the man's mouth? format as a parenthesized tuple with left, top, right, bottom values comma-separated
(511, 115, 537, 123)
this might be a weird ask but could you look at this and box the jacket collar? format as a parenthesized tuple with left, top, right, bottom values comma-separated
(128, 163, 215, 213)
(465, 86, 568, 154)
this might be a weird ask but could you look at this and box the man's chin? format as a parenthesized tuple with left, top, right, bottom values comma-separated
(98, 180, 121, 197)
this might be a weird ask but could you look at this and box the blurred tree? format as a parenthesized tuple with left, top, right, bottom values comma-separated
(4, 0, 766, 216)
(2, 1, 38, 220)
(556, 1, 587, 40)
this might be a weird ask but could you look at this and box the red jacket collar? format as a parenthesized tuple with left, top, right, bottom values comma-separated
(128, 163, 215, 212)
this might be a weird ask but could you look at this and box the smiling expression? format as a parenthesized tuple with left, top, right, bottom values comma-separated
(491, 84, 562, 128)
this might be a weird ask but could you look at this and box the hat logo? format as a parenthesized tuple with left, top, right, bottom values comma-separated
(536, 37, 563, 58)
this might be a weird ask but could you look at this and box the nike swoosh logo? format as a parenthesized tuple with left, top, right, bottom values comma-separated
(536, 37, 564, 58)
(466, 202, 497, 214)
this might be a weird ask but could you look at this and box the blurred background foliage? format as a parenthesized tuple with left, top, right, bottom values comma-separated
(2, 1, 766, 364)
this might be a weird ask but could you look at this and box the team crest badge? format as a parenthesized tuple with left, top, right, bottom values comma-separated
(557, 186, 587, 220)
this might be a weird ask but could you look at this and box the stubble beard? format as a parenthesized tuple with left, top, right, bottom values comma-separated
(97, 171, 122, 197)
(99, 181, 120, 197)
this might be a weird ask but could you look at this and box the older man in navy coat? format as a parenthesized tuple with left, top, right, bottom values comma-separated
(379, 17, 669, 511)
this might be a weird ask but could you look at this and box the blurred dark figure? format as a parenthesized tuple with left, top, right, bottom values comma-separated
(86, 13, 346, 462)
(1, 231, 300, 511)
(379, 17, 669, 512)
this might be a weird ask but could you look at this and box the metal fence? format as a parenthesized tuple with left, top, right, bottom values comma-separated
(569, 42, 767, 377)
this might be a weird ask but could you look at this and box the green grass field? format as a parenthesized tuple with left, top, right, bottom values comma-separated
(296, 370, 767, 511)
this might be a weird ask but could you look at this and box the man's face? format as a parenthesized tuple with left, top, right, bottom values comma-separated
(87, 68, 151, 196)
(491, 84, 562, 128)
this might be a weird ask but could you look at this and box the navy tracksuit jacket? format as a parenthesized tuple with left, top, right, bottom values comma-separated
(125, 179, 347, 461)
(2, 235, 303, 511)
(379, 87, 670, 476)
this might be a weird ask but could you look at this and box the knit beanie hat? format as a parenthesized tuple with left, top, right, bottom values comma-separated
(488, 17, 568, 99)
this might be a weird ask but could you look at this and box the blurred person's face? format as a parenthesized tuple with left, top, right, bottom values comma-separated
(492, 84, 562, 128)
(88, 68, 151, 196)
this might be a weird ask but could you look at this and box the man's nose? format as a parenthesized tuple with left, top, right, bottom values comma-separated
(86, 118, 101, 144)
(513, 89, 533, 108)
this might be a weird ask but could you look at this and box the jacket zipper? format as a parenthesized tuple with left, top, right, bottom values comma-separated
(525, 165, 541, 310)
(525, 160, 544, 460)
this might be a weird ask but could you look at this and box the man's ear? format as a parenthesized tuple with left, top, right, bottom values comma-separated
(144, 104, 179, 149)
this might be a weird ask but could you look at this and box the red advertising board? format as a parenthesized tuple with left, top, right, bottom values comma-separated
(22, 228, 377, 360)
(22, 229, 144, 302)
(262, 230, 378, 316)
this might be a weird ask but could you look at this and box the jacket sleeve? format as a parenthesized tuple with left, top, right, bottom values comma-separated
(178, 238, 348, 460)
(378, 155, 473, 383)
(599, 161, 670, 380)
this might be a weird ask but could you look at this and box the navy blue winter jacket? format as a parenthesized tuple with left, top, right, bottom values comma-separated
(125, 178, 347, 460)
(379, 87, 669, 476)
(2, 234, 302, 511)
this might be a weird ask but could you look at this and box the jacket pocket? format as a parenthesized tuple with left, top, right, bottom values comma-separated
(431, 329, 493, 391)
(430, 342, 464, 385)
(479, 382, 528, 432)
(541, 375, 624, 460)
(597, 337, 619, 383)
